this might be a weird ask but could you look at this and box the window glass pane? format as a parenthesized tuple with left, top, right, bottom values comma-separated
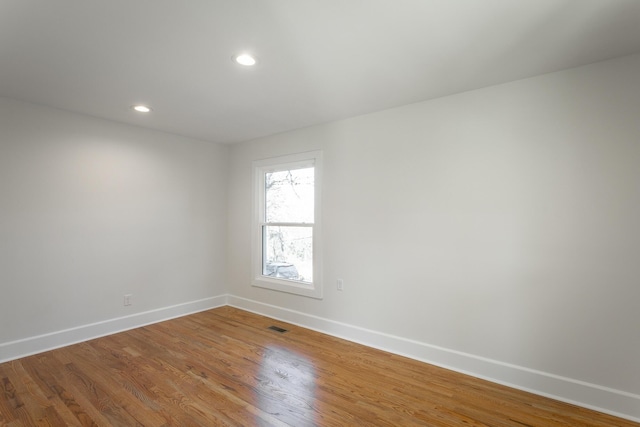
(262, 225, 313, 283)
(265, 167, 314, 223)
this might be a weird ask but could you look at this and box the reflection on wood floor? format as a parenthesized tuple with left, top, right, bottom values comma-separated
(0, 306, 637, 426)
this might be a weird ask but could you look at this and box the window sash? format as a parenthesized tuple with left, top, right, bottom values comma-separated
(261, 224, 313, 284)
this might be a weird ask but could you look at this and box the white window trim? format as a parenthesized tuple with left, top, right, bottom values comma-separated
(252, 150, 323, 299)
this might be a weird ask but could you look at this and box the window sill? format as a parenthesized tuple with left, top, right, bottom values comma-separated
(252, 276, 323, 299)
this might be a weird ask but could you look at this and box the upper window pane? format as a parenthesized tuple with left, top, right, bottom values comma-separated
(265, 167, 314, 223)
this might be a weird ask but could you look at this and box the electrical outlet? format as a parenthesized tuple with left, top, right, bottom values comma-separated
(124, 294, 132, 306)
(337, 279, 344, 291)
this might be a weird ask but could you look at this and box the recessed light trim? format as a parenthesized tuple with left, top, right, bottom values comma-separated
(132, 105, 152, 113)
(234, 54, 257, 66)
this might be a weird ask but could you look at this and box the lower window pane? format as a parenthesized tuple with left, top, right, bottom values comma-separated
(263, 226, 313, 283)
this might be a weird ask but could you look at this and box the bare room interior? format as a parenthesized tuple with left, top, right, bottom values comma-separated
(1, 1, 639, 425)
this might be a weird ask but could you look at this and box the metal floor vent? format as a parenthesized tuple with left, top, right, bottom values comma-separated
(268, 325, 288, 333)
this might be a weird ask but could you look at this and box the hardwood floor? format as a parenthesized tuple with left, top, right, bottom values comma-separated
(1, 306, 637, 426)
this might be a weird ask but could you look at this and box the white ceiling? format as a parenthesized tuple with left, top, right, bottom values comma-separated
(2, 0, 640, 144)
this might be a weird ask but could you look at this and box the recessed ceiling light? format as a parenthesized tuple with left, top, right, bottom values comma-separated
(132, 105, 152, 113)
(234, 54, 257, 66)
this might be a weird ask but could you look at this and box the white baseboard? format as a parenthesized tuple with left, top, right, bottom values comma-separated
(3, 294, 638, 423)
(227, 295, 640, 423)
(0, 295, 228, 363)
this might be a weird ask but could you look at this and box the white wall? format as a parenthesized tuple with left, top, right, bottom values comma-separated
(0, 98, 228, 352)
(1, 53, 638, 420)
(227, 54, 640, 419)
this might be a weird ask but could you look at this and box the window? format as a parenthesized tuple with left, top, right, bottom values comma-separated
(253, 151, 322, 298)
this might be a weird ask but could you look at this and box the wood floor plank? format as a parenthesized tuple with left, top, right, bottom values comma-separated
(1, 307, 638, 426)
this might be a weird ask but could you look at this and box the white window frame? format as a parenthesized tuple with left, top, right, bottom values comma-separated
(252, 151, 323, 299)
